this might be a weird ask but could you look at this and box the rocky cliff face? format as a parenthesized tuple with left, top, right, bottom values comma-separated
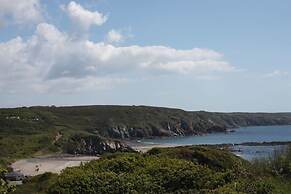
(98, 111, 291, 139)
(105, 121, 227, 139)
(63, 134, 134, 155)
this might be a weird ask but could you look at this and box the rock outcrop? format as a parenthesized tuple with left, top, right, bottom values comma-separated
(63, 134, 134, 155)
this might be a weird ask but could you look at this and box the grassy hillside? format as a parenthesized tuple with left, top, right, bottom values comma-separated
(1, 105, 291, 167)
(2, 105, 291, 138)
(11, 146, 291, 194)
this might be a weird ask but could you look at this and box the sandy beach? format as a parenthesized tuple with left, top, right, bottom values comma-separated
(128, 141, 181, 153)
(10, 142, 171, 177)
(11, 155, 100, 176)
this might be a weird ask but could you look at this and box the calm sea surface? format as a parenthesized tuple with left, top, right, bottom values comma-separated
(141, 125, 291, 160)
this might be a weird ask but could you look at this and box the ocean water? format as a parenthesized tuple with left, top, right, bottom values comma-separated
(232, 145, 286, 161)
(140, 125, 291, 160)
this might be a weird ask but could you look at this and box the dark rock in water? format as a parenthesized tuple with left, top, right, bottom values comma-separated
(206, 125, 227, 133)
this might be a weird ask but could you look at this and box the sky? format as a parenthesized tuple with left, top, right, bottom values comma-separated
(0, 0, 291, 112)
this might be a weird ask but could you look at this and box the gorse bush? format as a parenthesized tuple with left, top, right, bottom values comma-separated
(13, 145, 291, 194)
(49, 155, 219, 193)
(0, 167, 15, 194)
(13, 146, 280, 194)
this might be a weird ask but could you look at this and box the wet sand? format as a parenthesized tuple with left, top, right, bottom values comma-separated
(11, 155, 100, 176)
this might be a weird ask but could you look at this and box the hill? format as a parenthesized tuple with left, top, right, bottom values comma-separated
(1, 105, 291, 166)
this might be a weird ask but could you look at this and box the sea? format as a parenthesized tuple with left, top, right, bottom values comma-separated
(140, 125, 291, 160)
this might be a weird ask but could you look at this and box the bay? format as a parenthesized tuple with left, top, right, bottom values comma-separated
(140, 125, 291, 160)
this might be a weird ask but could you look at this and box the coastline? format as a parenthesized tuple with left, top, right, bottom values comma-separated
(128, 140, 291, 153)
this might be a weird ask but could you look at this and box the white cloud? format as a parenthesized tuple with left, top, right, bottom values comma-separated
(264, 70, 289, 78)
(61, 1, 107, 31)
(0, 23, 234, 94)
(106, 30, 124, 43)
(0, 0, 42, 24)
(30, 77, 127, 94)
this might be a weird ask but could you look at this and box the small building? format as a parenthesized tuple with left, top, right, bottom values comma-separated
(4, 171, 25, 181)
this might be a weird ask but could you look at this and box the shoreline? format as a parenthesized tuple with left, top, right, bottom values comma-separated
(128, 140, 291, 153)
(9, 140, 291, 178)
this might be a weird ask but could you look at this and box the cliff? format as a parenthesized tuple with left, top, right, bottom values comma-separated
(1, 105, 291, 139)
(36, 105, 291, 138)
(1, 105, 291, 160)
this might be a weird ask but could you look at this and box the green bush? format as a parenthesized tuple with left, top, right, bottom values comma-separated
(13, 146, 285, 194)
(0, 167, 15, 194)
(44, 147, 274, 194)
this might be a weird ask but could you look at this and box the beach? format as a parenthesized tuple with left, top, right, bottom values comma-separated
(11, 155, 100, 176)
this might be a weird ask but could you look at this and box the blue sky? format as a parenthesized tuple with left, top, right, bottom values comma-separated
(0, 0, 291, 112)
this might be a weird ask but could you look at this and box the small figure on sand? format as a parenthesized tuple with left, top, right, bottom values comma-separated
(35, 165, 39, 172)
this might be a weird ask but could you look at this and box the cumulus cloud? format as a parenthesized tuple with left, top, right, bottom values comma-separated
(0, 0, 42, 24)
(106, 30, 124, 43)
(61, 1, 107, 31)
(0, 23, 234, 93)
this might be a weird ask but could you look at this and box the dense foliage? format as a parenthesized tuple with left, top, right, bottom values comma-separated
(13, 146, 291, 194)
(0, 168, 15, 194)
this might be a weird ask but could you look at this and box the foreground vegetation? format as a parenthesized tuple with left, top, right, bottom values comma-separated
(1, 168, 15, 194)
(7, 146, 291, 194)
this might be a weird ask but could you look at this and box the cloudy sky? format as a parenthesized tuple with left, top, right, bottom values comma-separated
(0, 0, 290, 112)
